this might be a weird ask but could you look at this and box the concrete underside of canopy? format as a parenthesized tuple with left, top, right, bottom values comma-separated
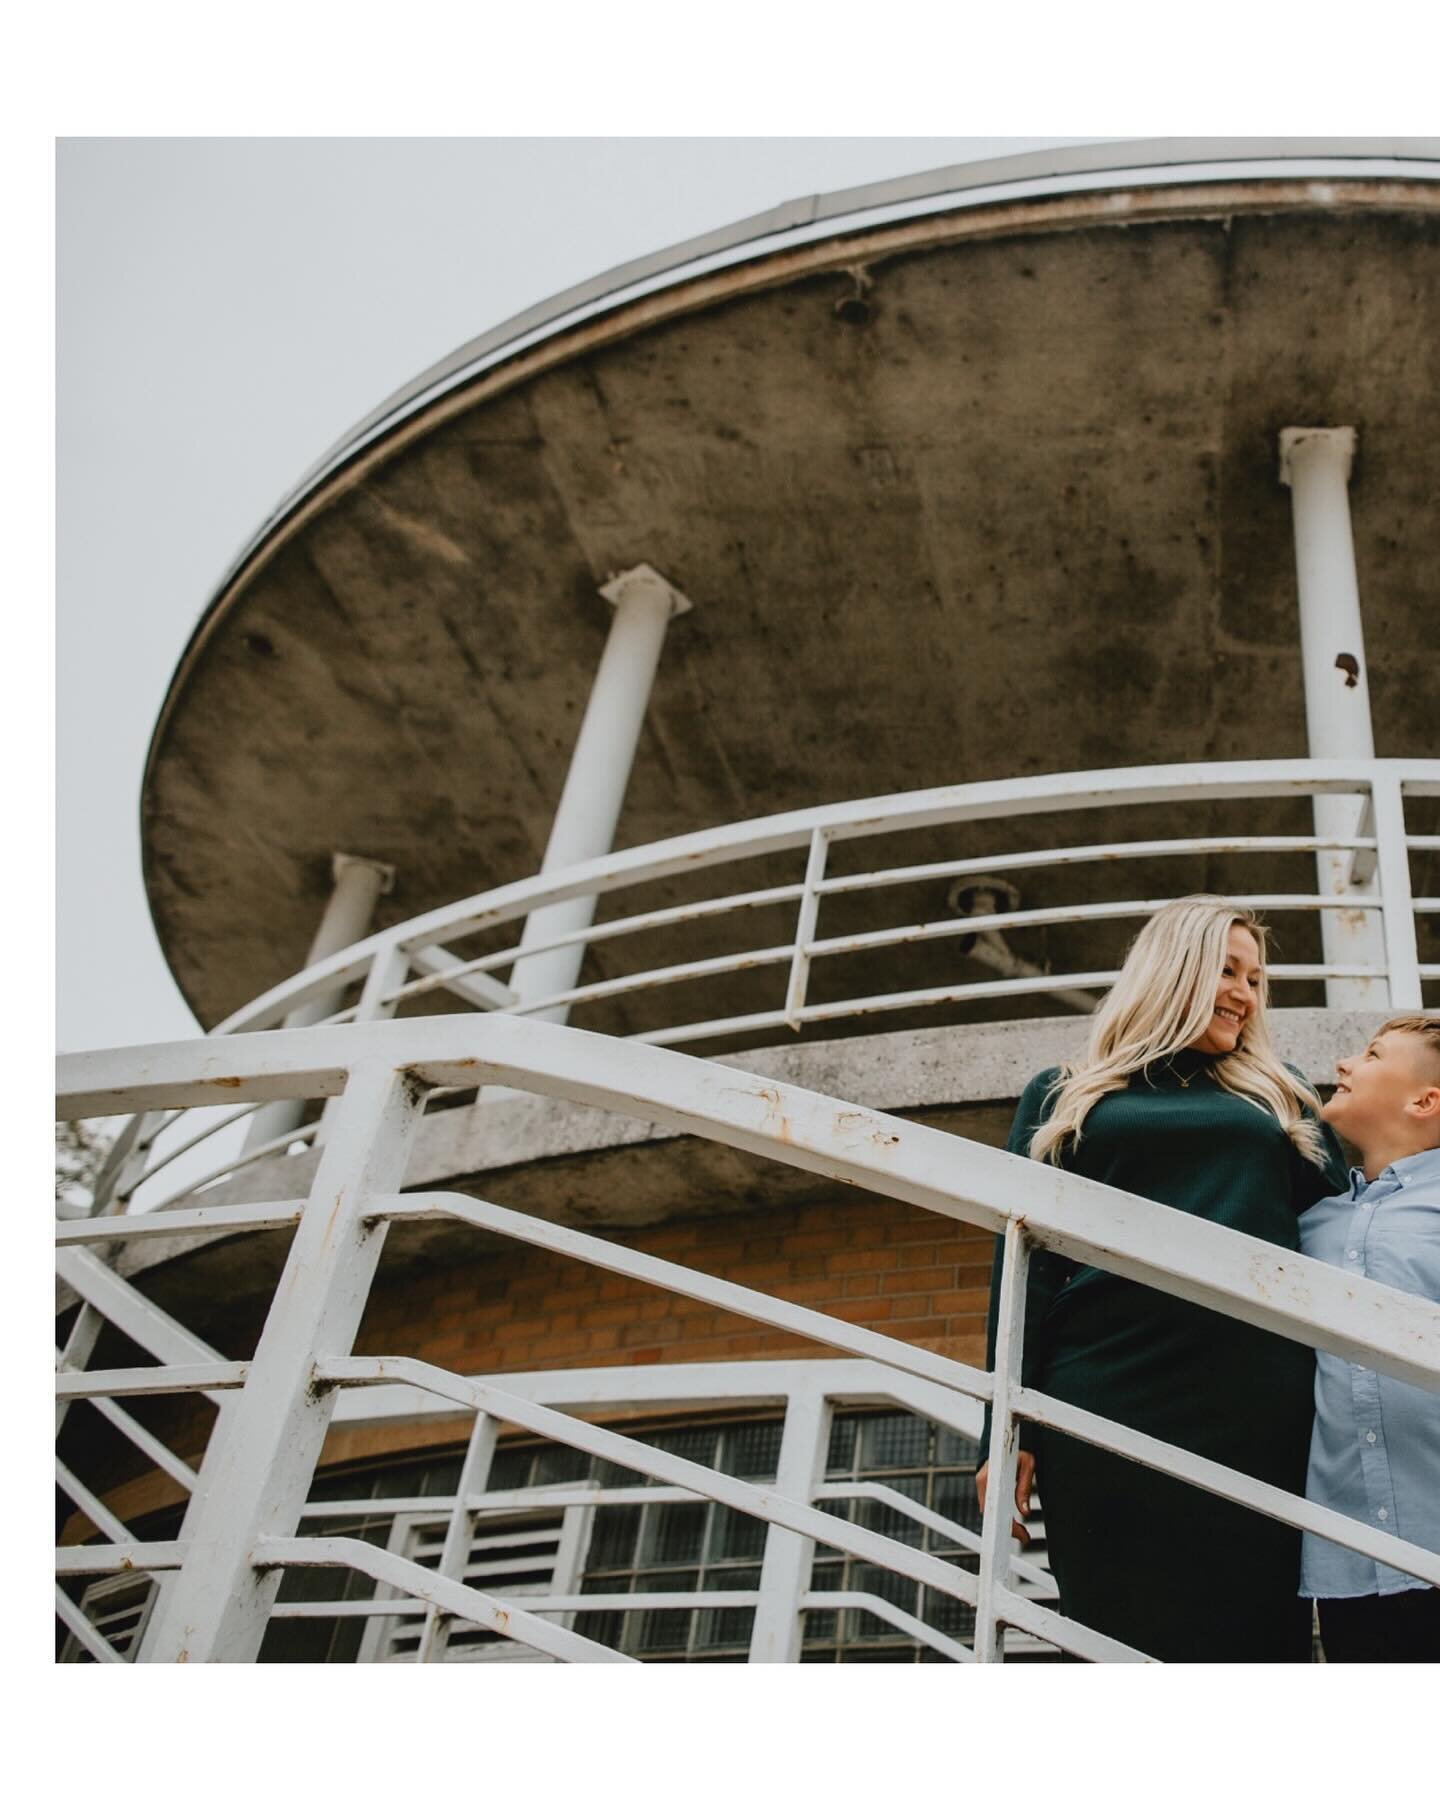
(62, 1008, 1380, 1321)
(141, 181, 1440, 1029)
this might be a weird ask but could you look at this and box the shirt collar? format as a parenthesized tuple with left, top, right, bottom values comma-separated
(1349, 1145, 1440, 1195)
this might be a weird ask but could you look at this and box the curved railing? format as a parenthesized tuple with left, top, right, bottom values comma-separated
(225, 756, 1440, 1038)
(85, 757, 1439, 1216)
(54, 1016, 1440, 1663)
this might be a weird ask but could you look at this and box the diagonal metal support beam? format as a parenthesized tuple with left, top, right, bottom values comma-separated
(255, 1536, 630, 1666)
(56, 1247, 228, 1370)
(55, 1457, 137, 1547)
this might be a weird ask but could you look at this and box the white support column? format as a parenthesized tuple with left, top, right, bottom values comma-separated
(1279, 428, 1388, 1008)
(748, 1379, 831, 1662)
(244, 853, 396, 1150)
(508, 563, 691, 1023)
(140, 1060, 423, 1663)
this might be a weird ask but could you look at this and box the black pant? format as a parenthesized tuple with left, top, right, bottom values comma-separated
(1318, 1588, 1440, 1663)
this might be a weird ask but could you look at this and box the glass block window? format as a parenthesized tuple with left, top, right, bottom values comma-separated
(57, 1572, 159, 1663)
(60, 1404, 1057, 1664)
(803, 1408, 1055, 1662)
(571, 1415, 783, 1663)
(259, 1454, 466, 1663)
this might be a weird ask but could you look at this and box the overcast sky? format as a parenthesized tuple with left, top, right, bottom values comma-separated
(57, 136, 1107, 1055)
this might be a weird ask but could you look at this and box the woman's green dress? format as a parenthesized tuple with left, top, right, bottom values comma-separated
(980, 1049, 1349, 1662)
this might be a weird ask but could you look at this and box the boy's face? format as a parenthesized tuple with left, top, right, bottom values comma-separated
(1323, 1030, 1440, 1144)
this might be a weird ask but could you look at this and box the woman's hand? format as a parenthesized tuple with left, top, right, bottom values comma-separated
(975, 1451, 1036, 1547)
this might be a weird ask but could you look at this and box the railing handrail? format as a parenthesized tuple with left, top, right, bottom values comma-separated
(212, 755, 1440, 1037)
(55, 1016, 1440, 1662)
(56, 1012, 1440, 1392)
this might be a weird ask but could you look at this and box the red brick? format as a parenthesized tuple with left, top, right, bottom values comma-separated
(534, 1331, 595, 1359)
(929, 1289, 989, 1317)
(742, 1235, 784, 1260)
(843, 1273, 880, 1297)
(596, 1276, 646, 1301)
(890, 1295, 931, 1320)
(641, 1226, 700, 1253)
(830, 1248, 897, 1274)
(828, 1297, 892, 1324)
(896, 1243, 939, 1268)
(878, 1318, 949, 1345)
(533, 1309, 579, 1333)
(586, 1302, 642, 1328)
(779, 1276, 845, 1304)
(780, 1229, 849, 1256)
(932, 1242, 998, 1268)
(880, 1267, 952, 1295)
(884, 1216, 953, 1244)
(622, 1320, 681, 1346)
(491, 1317, 548, 1345)
(732, 1258, 791, 1287)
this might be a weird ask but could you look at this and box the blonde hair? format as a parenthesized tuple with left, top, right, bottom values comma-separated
(1029, 896, 1328, 1167)
(1375, 1013, 1440, 1082)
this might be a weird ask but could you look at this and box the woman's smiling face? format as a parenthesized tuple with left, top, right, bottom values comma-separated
(1187, 923, 1262, 1055)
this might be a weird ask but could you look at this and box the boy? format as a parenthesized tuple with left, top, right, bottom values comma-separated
(1301, 1013, 1440, 1662)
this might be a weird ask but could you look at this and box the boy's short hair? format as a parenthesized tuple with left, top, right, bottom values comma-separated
(1376, 1014, 1440, 1083)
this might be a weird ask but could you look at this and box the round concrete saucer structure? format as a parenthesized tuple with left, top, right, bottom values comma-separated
(59, 140, 1440, 1664)
(143, 138, 1440, 1028)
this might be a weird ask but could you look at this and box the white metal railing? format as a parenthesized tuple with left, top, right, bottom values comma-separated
(261, 1360, 1058, 1665)
(81, 757, 1439, 1217)
(55, 1014, 1440, 1664)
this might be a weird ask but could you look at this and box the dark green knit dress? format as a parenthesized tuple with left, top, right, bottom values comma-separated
(980, 1050, 1349, 1663)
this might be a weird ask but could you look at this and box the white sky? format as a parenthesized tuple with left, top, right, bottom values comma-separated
(57, 134, 1095, 1055)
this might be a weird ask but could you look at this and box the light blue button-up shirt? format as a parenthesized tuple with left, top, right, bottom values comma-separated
(1299, 1146, 1440, 1599)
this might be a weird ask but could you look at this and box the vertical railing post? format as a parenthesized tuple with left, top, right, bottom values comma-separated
(139, 1058, 424, 1664)
(313, 939, 413, 1149)
(748, 1377, 832, 1662)
(784, 829, 829, 1027)
(973, 1217, 1029, 1663)
(1371, 772, 1423, 1009)
(416, 1411, 500, 1663)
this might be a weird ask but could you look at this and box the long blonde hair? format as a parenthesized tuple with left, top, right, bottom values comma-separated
(1029, 896, 1328, 1167)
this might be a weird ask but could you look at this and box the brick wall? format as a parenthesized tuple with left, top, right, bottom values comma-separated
(355, 1196, 996, 1375)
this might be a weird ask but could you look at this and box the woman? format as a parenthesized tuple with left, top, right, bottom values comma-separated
(974, 896, 1348, 1661)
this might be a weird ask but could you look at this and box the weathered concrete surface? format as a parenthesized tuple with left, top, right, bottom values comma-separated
(64, 1007, 1381, 1314)
(140, 185, 1440, 1032)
